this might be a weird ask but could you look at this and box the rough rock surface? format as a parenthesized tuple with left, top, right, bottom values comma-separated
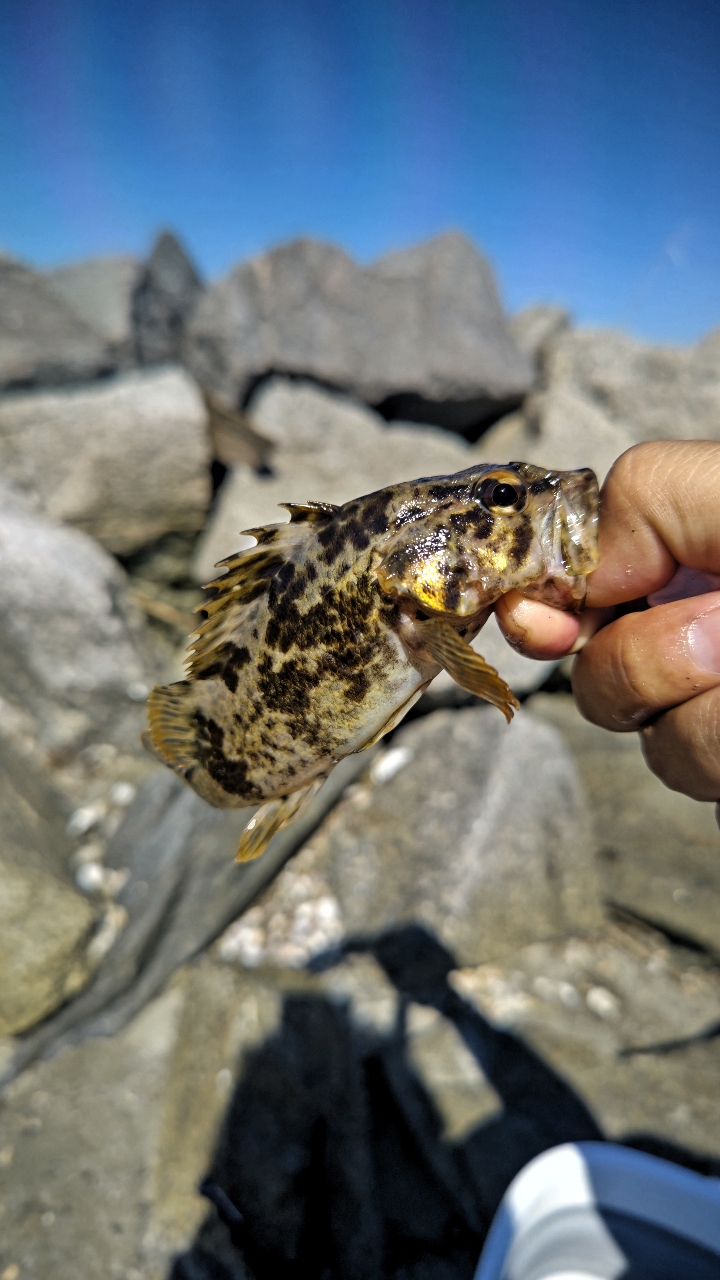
(0, 254, 111, 390)
(192, 378, 480, 581)
(3, 920, 719, 1280)
(45, 255, 142, 365)
(2, 752, 380, 1084)
(0, 858, 95, 1036)
(0, 481, 154, 749)
(219, 705, 603, 971)
(509, 304, 570, 371)
(0, 366, 211, 554)
(477, 385, 636, 484)
(546, 325, 720, 443)
(0, 730, 98, 1036)
(482, 324, 720, 487)
(529, 693, 720, 956)
(133, 230, 204, 365)
(184, 233, 531, 431)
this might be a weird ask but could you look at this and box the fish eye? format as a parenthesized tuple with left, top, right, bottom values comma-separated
(477, 477, 527, 513)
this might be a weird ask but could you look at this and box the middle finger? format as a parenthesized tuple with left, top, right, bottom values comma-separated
(572, 591, 720, 731)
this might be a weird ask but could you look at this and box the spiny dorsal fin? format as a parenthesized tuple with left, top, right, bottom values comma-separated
(188, 517, 317, 680)
(279, 501, 339, 523)
(187, 505, 338, 682)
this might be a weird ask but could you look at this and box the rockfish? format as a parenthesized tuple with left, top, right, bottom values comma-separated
(145, 462, 599, 860)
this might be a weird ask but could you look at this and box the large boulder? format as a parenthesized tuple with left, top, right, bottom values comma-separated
(0, 254, 112, 390)
(132, 230, 205, 365)
(529, 693, 720, 957)
(481, 324, 720, 485)
(44, 255, 142, 366)
(219, 704, 603, 970)
(509, 304, 570, 373)
(0, 858, 95, 1036)
(546, 325, 720, 443)
(0, 366, 211, 554)
(0, 729, 97, 1036)
(0, 482, 154, 749)
(192, 378, 479, 582)
(477, 385, 636, 484)
(184, 233, 532, 433)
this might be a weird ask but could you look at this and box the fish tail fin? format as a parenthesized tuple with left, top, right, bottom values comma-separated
(145, 681, 200, 773)
(236, 778, 325, 862)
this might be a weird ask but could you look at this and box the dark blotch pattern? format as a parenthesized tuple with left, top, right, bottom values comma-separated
(509, 519, 534, 567)
(194, 710, 259, 800)
(197, 643, 251, 693)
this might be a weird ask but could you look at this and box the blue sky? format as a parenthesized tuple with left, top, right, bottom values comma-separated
(1, 0, 719, 341)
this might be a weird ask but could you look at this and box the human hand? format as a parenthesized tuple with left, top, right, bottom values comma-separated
(496, 441, 720, 806)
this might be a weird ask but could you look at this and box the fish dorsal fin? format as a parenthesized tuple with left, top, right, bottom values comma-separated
(419, 619, 520, 723)
(186, 505, 338, 680)
(188, 517, 313, 680)
(279, 501, 339, 523)
(188, 546, 285, 679)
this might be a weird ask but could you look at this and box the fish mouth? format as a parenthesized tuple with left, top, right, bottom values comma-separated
(522, 466, 600, 609)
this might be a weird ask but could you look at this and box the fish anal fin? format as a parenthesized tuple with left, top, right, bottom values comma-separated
(146, 682, 200, 771)
(235, 778, 326, 862)
(421, 620, 520, 723)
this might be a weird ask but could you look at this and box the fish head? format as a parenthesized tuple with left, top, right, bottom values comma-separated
(375, 461, 600, 620)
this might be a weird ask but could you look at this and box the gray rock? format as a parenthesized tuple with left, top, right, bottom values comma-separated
(528, 693, 720, 957)
(0, 254, 112, 390)
(0, 728, 98, 1037)
(546, 325, 720, 444)
(0, 984, 187, 1280)
(1, 751, 380, 1084)
(476, 384, 636, 484)
(192, 378, 479, 582)
(509, 304, 571, 371)
(0, 858, 95, 1036)
(219, 704, 603, 971)
(0, 481, 153, 749)
(478, 321, 720, 485)
(45, 255, 142, 365)
(4, 921, 719, 1278)
(0, 366, 212, 554)
(454, 921, 720, 1158)
(0, 959, 379, 1279)
(184, 233, 531, 432)
(132, 230, 204, 365)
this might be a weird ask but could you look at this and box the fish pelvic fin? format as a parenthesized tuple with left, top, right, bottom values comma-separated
(146, 681, 200, 772)
(236, 778, 326, 862)
(420, 619, 520, 724)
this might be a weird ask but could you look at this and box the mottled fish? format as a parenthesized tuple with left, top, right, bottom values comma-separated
(145, 462, 599, 860)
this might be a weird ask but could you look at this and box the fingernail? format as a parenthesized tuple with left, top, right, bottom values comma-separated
(688, 608, 720, 673)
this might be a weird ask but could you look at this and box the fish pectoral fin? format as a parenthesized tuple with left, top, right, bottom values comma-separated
(235, 778, 326, 863)
(420, 620, 520, 723)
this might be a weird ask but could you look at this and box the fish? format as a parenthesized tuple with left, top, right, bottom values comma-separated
(145, 461, 599, 862)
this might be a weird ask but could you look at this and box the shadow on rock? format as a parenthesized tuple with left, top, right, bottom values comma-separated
(171, 925, 602, 1280)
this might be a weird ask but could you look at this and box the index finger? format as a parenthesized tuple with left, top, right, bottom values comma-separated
(587, 440, 720, 608)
